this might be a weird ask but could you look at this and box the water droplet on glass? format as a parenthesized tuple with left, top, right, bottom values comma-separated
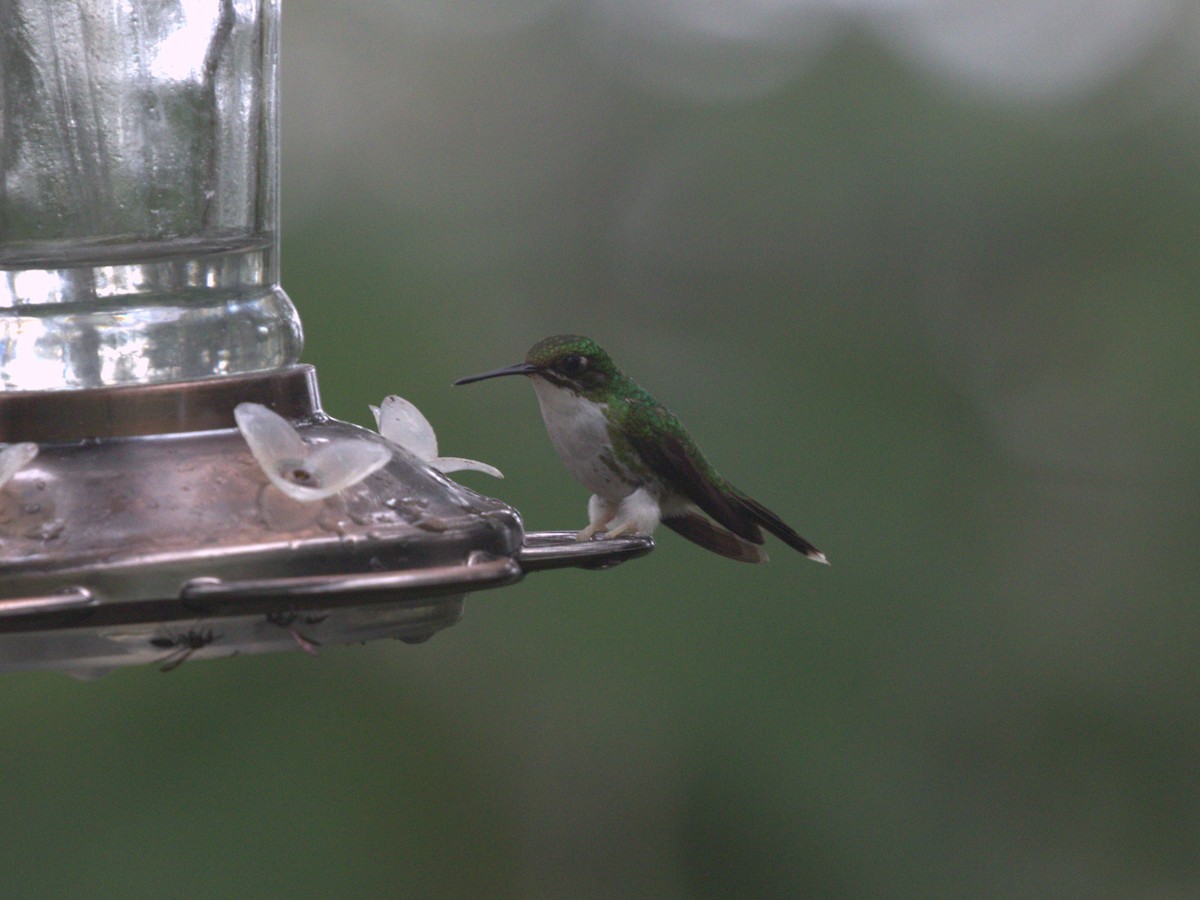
(26, 518, 65, 541)
(413, 513, 449, 533)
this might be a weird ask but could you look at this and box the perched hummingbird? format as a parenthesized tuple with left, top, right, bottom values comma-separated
(454, 335, 827, 565)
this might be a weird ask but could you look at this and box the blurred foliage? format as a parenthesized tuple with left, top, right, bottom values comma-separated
(3, 8, 1200, 899)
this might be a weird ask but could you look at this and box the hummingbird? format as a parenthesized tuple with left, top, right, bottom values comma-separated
(454, 335, 827, 565)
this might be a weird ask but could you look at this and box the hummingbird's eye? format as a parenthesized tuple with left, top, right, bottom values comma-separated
(560, 354, 587, 375)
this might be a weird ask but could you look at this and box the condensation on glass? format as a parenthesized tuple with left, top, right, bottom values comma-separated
(0, 0, 302, 390)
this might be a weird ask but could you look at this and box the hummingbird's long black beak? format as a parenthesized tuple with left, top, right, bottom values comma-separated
(453, 362, 539, 385)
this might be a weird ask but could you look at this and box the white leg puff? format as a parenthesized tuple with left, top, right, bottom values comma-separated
(603, 487, 662, 539)
(577, 494, 618, 541)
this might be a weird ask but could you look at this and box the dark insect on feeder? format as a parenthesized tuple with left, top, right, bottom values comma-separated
(149, 628, 219, 672)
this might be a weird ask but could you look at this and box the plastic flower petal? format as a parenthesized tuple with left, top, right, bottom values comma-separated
(371, 395, 503, 479)
(235, 403, 391, 502)
(370, 395, 438, 459)
(0, 442, 38, 489)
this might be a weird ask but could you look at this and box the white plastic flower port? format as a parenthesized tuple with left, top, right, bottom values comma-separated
(235, 403, 392, 502)
(371, 395, 503, 480)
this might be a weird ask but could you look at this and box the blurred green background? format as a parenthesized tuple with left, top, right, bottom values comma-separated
(5, 2, 1200, 896)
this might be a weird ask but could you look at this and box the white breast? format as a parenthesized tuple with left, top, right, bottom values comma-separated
(530, 379, 633, 500)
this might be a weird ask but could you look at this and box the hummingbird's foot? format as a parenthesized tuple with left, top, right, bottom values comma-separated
(579, 494, 618, 541)
(576, 522, 604, 541)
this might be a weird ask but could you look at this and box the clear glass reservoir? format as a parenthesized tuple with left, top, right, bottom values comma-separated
(0, 0, 302, 390)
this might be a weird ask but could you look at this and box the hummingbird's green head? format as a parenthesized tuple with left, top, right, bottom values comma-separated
(454, 334, 620, 401)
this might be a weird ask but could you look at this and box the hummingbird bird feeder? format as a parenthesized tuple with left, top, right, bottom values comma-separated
(0, 0, 651, 677)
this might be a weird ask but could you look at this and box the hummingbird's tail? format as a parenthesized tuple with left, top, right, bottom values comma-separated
(662, 490, 828, 565)
(662, 511, 769, 564)
(727, 489, 829, 565)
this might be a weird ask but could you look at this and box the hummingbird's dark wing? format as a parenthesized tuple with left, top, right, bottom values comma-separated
(622, 399, 765, 544)
(725, 487, 827, 563)
(624, 397, 828, 564)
